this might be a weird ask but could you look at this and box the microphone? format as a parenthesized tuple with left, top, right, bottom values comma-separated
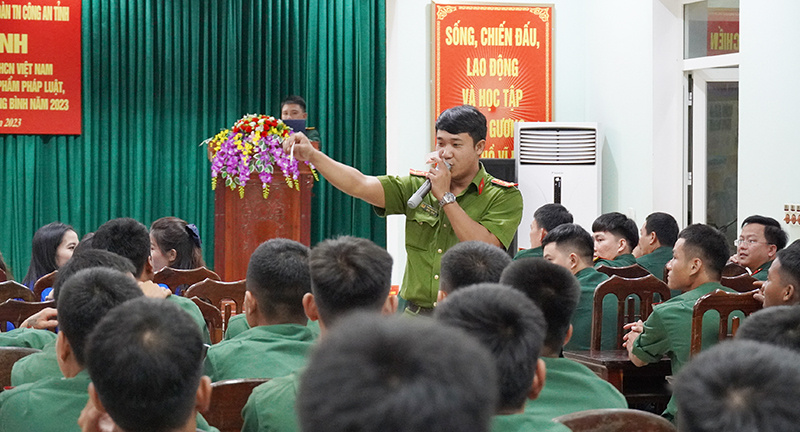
(407, 160, 451, 209)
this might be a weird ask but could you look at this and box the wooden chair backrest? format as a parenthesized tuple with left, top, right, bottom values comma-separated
(720, 273, 759, 293)
(0, 299, 56, 332)
(33, 270, 58, 301)
(184, 279, 246, 332)
(554, 408, 677, 432)
(591, 274, 671, 351)
(0, 347, 40, 390)
(722, 262, 749, 277)
(0, 280, 36, 303)
(190, 296, 223, 344)
(690, 289, 762, 357)
(205, 378, 269, 432)
(596, 264, 651, 279)
(153, 266, 220, 295)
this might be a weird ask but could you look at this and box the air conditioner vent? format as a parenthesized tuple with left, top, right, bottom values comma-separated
(518, 127, 597, 165)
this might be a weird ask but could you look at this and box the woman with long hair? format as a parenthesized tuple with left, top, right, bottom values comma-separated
(22, 222, 79, 289)
(149, 217, 205, 273)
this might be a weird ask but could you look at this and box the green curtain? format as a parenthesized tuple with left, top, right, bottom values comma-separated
(0, 0, 386, 279)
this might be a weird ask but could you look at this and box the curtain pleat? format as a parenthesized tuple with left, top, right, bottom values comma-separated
(0, 0, 385, 279)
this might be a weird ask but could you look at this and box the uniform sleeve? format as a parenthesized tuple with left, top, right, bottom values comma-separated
(241, 390, 263, 432)
(203, 350, 217, 382)
(631, 309, 671, 364)
(375, 175, 423, 217)
(479, 187, 523, 249)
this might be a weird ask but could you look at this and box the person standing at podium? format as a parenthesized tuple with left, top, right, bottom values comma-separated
(283, 105, 522, 317)
(281, 95, 321, 143)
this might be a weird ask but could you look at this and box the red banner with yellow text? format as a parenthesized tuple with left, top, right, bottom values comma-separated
(0, 0, 81, 135)
(434, 3, 552, 159)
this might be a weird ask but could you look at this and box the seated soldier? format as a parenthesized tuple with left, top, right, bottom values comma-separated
(436, 240, 512, 305)
(241, 236, 397, 432)
(736, 305, 800, 352)
(0, 268, 143, 431)
(280, 95, 320, 142)
(500, 258, 627, 418)
(673, 340, 800, 432)
(540, 224, 617, 350)
(79, 297, 212, 432)
(435, 284, 571, 432)
(732, 215, 787, 281)
(635, 212, 678, 286)
(515, 203, 573, 260)
(204, 239, 315, 381)
(92, 217, 211, 343)
(592, 212, 638, 268)
(756, 243, 800, 307)
(297, 313, 497, 432)
(623, 223, 737, 422)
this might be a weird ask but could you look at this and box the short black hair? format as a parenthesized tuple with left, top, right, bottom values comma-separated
(435, 283, 546, 412)
(435, 105, 487, 145)
(298, 313, 496, 432)
(439, 241, 511, 294)
(736, 306, 800, 353)
(775, 247, 800, 290)
(53, 249, 136, 303)
(308, 236, 393, 326)
(592, 212, 639, 250)
(674, 340, 800, 432)
(533, 204, 573, 232)
(92, 218, 151, 278)
(542, 223, 595, 263)
(57, 268, 144, 365)
(500, 259, 580, 352)
(645, 212, 679, 247)
(87, 297, 204, 432)
(742, 215, 787, 251)
(281, 95, 307, 112)
(679, 224, 729, 279)
(247, 239, 310, 321)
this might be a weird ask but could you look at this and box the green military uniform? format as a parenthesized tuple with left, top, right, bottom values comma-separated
(376, 164, 523, 308)
(224, 314, 321, 341)
(631, 281, 738, 421)
(168, 294, 212, 344)
(11, 339, 61, 386)
(305, 127, 321, 143)
(523, 357, 627, 420)
(241, 370, 302, 432)
(204, 324, 314, 382)
(491, 413, 571, 432)
(565, 268, 617, 351)
(0, 327, 56, 349)
(750, 259, 772, 281)
(636, 246, 673, 281)
(513, 246, 542, 260)
(594, 253, 637, 268)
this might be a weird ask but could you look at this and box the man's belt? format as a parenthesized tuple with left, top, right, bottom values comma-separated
(405, 300, 435, 316)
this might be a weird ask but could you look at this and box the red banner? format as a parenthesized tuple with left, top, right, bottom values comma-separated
(433, 3, 552, 159)
(0, 0, 81, 135)
(707, 8, 739, 56)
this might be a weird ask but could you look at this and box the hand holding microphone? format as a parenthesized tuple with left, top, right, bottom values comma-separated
(407, 154, 451, 209)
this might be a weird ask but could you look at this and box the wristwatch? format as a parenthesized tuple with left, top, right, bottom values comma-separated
(439, 192, 456, 208)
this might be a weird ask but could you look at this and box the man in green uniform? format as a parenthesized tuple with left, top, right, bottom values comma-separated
(635, 212, 679, 288)
(204, 239, 315, 382)
(624, 223, 737, 422)
(500, 258, 628, 419)
(756, 244, 800, 307)
(731, 215, 787, 281)
(280, 95, 321, 142)
(436, 240, 511, 304)
(283, 105, 523, 316)
(514, 203, 573, 260)
(241, 236, 397, 432)
(540, 224, 617, 350)
(592, 212, 638, 268)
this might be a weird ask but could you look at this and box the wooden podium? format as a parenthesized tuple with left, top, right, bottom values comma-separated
(213, 155, 316, 281)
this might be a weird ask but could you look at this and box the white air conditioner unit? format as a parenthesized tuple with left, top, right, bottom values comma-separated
(515, 122, 602, 249)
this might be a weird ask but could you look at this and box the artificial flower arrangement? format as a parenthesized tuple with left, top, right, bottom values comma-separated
(205, 114, 317, 199)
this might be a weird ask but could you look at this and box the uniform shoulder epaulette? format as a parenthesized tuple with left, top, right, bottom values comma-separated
(490, 178, 518, 188)
(409, 169, 428, 177)
(306, 126, 316, 130)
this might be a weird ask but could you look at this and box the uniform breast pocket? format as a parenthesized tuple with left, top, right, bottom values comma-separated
(405, 211, 438, 251)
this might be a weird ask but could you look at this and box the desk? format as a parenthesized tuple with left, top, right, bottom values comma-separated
(564, 350, 671, 411)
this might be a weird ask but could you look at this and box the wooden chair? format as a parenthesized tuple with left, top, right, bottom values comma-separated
(184, 279, 246, 333)
(0, 347, 40, 390)
(690, 289, 762, 357)
(596, 263, 650, 279)
(0, 280, 36, 303)
(722, 262, 748, 277)
(190, 296, 223, 344)
(0, 299, 56, 332)
(33, 270, 58, 301)
(554, 408, 677, 432)
(204, 378, 269, 432)
(720, 273, 759, 293)
(153, 266, 220, 295)
(591, 274, 671, 351)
